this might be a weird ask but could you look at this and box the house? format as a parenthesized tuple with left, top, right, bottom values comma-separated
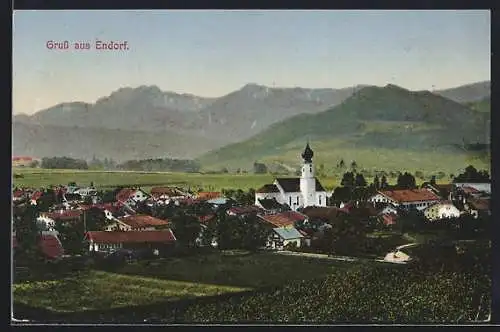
(30, 191, 44, 205)
(227, 205, 263, 217)
(266, 227, 305, 250)
(40, 209, 83, 227)
(150, 187, 189, 200)
(13, 231, 64, 261)
(421, 183, 454, 200)
(258, 211, 308, 228)
(206, 197, 232, 206)
(104, 215, 169, 231)
(74, 187, 98, 197)
(12, 190, 27, 202)
(368, 189, 441, 211)
(116, 188, 150, 207)
(196, 192, 222, 201)
(465, 198, 490, 219)
(255, 197, 289, 214)
(424, 201, 461, 222)
(195, 214, 218, 247)
(84, 230, 177, 254)
(380, 213, 398, 227)
(255, 143, 328, 211)
(453, 182, 491, 195)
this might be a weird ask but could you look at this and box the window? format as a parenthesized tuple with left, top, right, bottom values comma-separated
(310, 166, 312, 172)
(319, 196, 322, 205)
(289, 196, 292, 206)
(296, 196, 299, 205)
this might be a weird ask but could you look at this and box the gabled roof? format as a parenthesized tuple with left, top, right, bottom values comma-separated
(116, 188, 139, 202)
(259, 211, 307, 227)
(45, 209, 83, 221)
(460, 186, 481, 194)
(275, 177, 326, 193)
(150, 187, 186, 197)
(196, 192, 222, 200)
(39, 234, 64, 259)
(85, 230, 176, 244)
(258, 198, 285, 211)
(301, 206, 345, 220)
(117, 215, 169, 229)
(228, 205, 262, 215)
(256, 184, 280, 193)
(198, 214, 216, 224)
(31, 191, 43, 201)
(378, 189, 441, 203)
(273, 227, 304, 240)
(468, 198, 490, 211)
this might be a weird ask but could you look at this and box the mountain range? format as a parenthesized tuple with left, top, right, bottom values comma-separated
(13, 80, 490, 171)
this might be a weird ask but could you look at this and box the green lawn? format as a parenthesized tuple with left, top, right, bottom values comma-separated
(13, 251, 361, 313)
(13, 270, 248, 313)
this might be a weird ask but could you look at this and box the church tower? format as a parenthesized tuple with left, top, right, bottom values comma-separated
(300, 142, 316, 207)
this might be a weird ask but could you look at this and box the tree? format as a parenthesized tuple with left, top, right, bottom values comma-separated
(332, 186, 352, 204)
(373, 175, 380, 190)
(338, 159, 345, 169)
(253, 162, 268, 174)
(170, 211, 202, 248)
(454, 165, 490, 183)
(341, 172, 356, 188)
(350, 160, 358, 172)
(355, 173, 367, 187)
(380, 175, 389, 189)
(430, 175, 437, 186)
(397, 172, 417, 189)
(29, 160, 40, 168)
(13, 205, 45, 264)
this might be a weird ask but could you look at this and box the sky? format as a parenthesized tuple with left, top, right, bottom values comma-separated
(13, 10, 490, 114)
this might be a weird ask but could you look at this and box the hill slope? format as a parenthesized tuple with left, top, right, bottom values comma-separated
(12, 122, 226, 161)
(199, 84, 490, 173)
(434, 80, 490, 103)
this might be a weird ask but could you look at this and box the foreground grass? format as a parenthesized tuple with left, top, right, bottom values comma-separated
(13, 252, 358, 313)
(13, 270, 248, 313)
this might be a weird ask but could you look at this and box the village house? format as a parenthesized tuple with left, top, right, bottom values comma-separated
(423, 201, 462, 222)
(258, 211, 309, 249)
(255, 143, 328, 211)
(13, 231, 64, 261)
(255, 197, 290, 214)
(38, 209, 83, 228)
(368, 189, 442, 211)
(104, 214, 169, 231)
(464, 197, 490, 219)
(84, 230, 177, 255)
(227, 205, 263, 217)
(116, 188, 150, 208)
(196, 192, 222, 201)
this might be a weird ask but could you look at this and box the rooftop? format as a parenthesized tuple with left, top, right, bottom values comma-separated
(379, 189, 441, 203)
(85, 230, 176, 244)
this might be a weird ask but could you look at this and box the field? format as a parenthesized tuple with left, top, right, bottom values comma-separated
(13, 250, 490, 323)
(13, 251, 360, 315)
(11, 167, 454, 192)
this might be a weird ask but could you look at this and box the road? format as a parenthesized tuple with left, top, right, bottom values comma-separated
(273, 250, 389, 264)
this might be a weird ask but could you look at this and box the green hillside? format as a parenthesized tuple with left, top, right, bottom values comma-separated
(198, 85, 490, 174)
(465, 97, 490, 113)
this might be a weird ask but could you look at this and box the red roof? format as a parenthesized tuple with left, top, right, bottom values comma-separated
(150, 187, 186, 197)
(379, 189, 441, 203)
(196, 192, 222, 200)
(259, 211, 307, 227)
(198, 214, 216, 224)
(228, 206, 263, 215)
(116, 188, 138, 202)
(12, 156, 33, 161)
(85, 230, 176, 244)
(461, 186, 480, 194)
(468, 198, 490, 211)
(39, 235, 64, 259)
(31, 191, 43, 201)
(381, 213, 398, 226)
(118, 215, 169, 229)
(13, 190, 25, 198)
(46, 209, 83, 220)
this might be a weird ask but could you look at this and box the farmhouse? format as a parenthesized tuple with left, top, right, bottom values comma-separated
(116, 188, 149, 207)
(423, 201, 461, 222)
(255, 143, 328, 211)
(150, 187, 189, 200)
(104, 215, 169, 231)
(267, 227, 305, 250)
(84, 230, 177, 254)
(368, 189, 441, 211)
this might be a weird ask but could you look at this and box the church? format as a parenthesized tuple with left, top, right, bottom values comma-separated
(254, 142, 329, 211)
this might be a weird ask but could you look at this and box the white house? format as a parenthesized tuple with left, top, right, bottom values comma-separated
(266, 227, 305, 250)
(423, 202, 461, 222)
(255, 143, 328, 211)
(453, 183, 491, 195)
(368, 189, 442, 211)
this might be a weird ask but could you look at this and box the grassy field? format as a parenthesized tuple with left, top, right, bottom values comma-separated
(11, 167, 454, 192)
(13, 251, 360, 313)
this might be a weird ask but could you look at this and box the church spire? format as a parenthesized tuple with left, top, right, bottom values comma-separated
(301, 141, 314, 163)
